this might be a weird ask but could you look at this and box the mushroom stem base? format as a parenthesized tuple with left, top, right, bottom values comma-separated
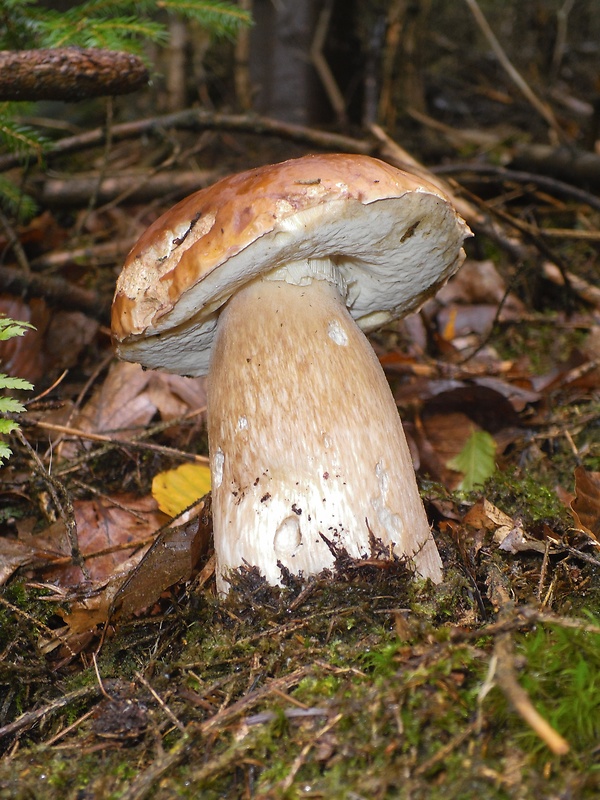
(208, 276, 442, 591)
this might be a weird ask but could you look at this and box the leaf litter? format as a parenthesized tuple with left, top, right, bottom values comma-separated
(1, 125, 600, 800)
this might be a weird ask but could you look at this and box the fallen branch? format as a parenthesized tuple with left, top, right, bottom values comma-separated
(0, 265, 111, 323)
(0, 109, 373, 173)
(434, 162, 600, 212)
(30, 240, 133, 271)
(511, 143, 600, 191)
(29, 169, 220, 208)
(0, 48, 148, 101)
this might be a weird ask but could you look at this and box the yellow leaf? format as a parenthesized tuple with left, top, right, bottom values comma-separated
(152, 463, 211, 517)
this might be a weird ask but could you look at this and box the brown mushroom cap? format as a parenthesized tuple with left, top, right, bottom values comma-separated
(112, 153, 469, 376)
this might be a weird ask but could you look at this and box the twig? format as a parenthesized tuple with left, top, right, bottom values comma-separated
(537, 540, 552, 603)
(21, 417, 209, 467)
(15, 429, 89, 580)
(310, 0, 347, 125)
(494, 630, 570, 755)
(0, 207, 31, 274)
(92, 652, 112, 700)
(433, 162, 600, 212)
(463, 0, 565, 141)
(279, 713, 343, 792)
(551, 0, 576, 82)
(74, 97, 114, 237)
(0, 109, 373, 173)
(0, 686, 100, 741)
(135, 671, 185, 732)
(0, 595, 75, 655)
(456, 181, 575, 292)
(47, 407, 206, 476)
(414, 719, 481, 776)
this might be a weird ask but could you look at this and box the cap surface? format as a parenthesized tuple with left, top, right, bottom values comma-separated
(112, 153, 470, 376)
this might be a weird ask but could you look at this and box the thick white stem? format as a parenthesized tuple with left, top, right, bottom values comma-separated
(208, 273, 442, 591)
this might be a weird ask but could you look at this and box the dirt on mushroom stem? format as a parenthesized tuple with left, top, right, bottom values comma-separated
(207, 263, 442, 592)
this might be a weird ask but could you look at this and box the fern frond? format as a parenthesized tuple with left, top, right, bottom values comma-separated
(159, 0, 252, 36)
(0, 441, 13, 464)
(0, 107, 47, 161)
(0, 394, 29, 413)
(0, 175, 38, 220)
(0, 317, 35, 341)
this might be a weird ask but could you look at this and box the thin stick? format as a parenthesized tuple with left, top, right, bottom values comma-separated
(135, 671, 185, 732)
(0, 686, 100, 741)
(494, 631, 569, 755)
(464, 0, 564, 141)
(15, 429, 89, 580)
(25, 418, 209, 465)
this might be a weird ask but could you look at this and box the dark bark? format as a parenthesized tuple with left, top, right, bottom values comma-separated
(0, 266, 111, 323)
(29, 169, 220, 207)
(0, 48, 149, 101)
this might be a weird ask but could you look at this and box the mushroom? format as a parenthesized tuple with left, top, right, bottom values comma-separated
(112, 153, 470, 591)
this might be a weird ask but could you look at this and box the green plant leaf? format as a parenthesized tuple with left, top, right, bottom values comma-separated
(0, 317, 35, 341)
(0, 441, 12, 463)
(0, 396, 28, 414)
(447, 430, 497, 491)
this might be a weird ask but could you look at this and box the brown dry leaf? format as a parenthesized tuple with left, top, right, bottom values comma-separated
(420, 411, 478, 489)
(26, 493, 168, 586)
(463, 498, 515, 538)
(44, 500, 212, 651)
(463, 498, 549, 555)
(570, 466, 600, 541)
(436, 259, 525, 309)
(58, 361, 206, 454)
(0, 537, 63, 585)
(40, 572, 131, 653)
(113, 498, 212, 618)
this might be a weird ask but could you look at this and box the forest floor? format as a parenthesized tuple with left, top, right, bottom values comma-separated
(1, 41, 600, 799)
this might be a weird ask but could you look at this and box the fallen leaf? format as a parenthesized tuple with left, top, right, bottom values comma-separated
(0, 537, 62, 585)
(43, 499, 212, 653)
(570, 466, 600, 541)
(447, 430, 497, 491)
(57, 360, 206, 457)
(152, 462, 211, 517)
(463, 498, 515, 535)
(112, 498, 212, 618)
(27, 494, 167, 585)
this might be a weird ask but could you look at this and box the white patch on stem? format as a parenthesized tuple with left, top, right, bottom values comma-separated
(213, 447, 225, 489)
(371, 461, 404, 544)
(327, 319, 348, 346)
(274, 515, 302, 558)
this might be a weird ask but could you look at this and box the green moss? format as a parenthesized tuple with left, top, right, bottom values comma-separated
(482, 468, 569, 526)
(516, 616, 600, 753)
